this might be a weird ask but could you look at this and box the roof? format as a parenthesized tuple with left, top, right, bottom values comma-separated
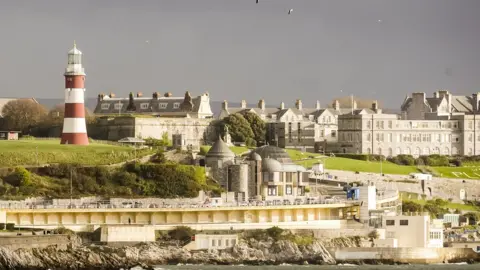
(68, 42, 82, 55)
(253, 145, 292, 164)
(94, 92, 213, 117)
(249, 151, 262, 161)
(206, 136, 235, 158)
(118, 137, 145, 143)
(262, 158, 283, 172)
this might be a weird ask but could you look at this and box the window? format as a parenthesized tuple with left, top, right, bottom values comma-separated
(285, 185, 292, 195)
(212, 240, 216, 246)
(113, 103, 123, 110)
(367, 120, 371, 128)
(159, 103, 167, 109)
(226, 239, 229, 246)
(388, 121, 392, 129)
(400, 220, 409, 226)
(140, 103, 149, 109)
(331, 131, 336, 137)
(101, 103, 110, 110)
(386, 220, 395, 226)
(173, 103, 180, 109)
(267, 186, 276, 196)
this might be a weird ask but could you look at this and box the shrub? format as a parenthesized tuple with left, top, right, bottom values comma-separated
(417, 155, 449, 167)
(368, 230, 379, 240)
(150, 151, 166, 163)
(7, 167, 32, 186)
(388, 155, 415, 166)
(168, 226, 195, 243)
(266, 226, 284, 240)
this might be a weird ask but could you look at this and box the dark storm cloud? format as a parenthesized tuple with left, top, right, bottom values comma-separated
(0, 0, 479, 108)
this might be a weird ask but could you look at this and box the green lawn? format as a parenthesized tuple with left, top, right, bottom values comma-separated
(427, 166, 480, 179)
(0, 139, 154, 167)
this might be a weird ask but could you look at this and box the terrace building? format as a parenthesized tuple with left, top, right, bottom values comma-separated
(337, 90, 480, 156)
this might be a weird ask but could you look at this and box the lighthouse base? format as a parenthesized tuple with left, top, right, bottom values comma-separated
(60, 133, 89, 145)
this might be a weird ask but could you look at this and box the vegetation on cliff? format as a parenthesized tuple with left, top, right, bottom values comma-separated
(0, 157, 218, 200)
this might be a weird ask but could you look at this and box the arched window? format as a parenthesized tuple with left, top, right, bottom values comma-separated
(444, 147, 450, 156)
(396, 147, 401, 155)
(405, 147, 411, 155)
(388, 148, 393, 157)
(414, 147, 421, 158)
(452, 147, 458, 155)
(378, 148, 382, 155)
(423, 148, 430, 155)
(434, 147, 440, 154)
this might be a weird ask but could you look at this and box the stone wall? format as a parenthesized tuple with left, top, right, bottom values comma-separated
(0, 235, 71, 250)
(328, 247, 480, 263)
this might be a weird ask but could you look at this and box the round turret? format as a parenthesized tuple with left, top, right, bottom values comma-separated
(206, 136, 235, 159)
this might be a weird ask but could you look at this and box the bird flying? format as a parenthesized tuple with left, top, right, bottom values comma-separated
(288, 9, 293, 15)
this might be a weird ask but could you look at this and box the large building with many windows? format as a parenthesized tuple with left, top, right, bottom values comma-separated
(219, 99, 370, 153)
(337, 90, 480, 156)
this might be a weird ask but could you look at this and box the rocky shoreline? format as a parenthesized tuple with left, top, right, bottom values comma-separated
(0, 235, 478, 270)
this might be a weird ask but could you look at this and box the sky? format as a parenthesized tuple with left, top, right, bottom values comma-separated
(0, 0, 479, 109)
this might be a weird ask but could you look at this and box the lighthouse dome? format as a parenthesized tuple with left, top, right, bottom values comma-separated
(68, 42, 82, 55)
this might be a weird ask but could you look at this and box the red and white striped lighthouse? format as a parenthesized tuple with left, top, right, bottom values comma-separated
(60, 41, 89, 145)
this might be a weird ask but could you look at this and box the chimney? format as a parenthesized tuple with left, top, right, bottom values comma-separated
(372, 100, 382, 114)
(152, 92, 160, 99)
(473, 93, 480, 111)
(109, 92, 115, 98)
(438, 90, 452, 113)
(333, 100, 340, 111)
(241, 100, 247, 109)
(164, 92, 172, 97)
(222, 100, 228, 110)
(97, 93, 105, 102)
(137, 92, 143, 98)
(258, 99, 265, 110)
(315, 100, 321, 110)
(295, 99, 303, 110)
(280, 102, 285, 110)
(352, 100, 358, 110)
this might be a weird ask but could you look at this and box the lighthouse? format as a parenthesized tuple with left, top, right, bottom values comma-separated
(60, 41, 89, 145)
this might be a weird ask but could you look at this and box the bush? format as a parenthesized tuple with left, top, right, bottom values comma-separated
(7, 167, 32, 186)
(150, 151, 166, 163)
(368, 230, 379, 240)
(168, 226, 195, 242)
(266, 226, 284, 240)
(417, 155, 449, 167)
(20, 135, 35, 140)
(335, 154, 384, 162)
(388, 155, 415, 166)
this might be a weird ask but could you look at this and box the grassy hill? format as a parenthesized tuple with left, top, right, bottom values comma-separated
(0, 139, 154, 167)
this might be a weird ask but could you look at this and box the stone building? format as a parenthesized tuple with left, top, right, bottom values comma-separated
(219, 99, 371, 153)
(205, 137, 309, 201)
(337, 90, 480, 156)
(92, 91, 215, 150)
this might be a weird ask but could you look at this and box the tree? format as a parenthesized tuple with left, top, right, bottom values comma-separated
(44, 103, 92, 126)
(243, 112, 266, 145)
(1, 99, 47, 133)
(220, 113, 255, 146)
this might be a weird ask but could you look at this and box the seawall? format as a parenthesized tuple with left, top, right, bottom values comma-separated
(0, 235, 71, 250)
(328, 247, 480, 264)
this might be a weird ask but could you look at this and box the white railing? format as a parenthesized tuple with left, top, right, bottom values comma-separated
(0, 198, 353, 210)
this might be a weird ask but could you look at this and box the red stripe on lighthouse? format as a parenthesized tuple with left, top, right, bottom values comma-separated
(64, 103, 85, 118)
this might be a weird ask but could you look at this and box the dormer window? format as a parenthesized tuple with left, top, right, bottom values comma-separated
(159, 103, 167, 109)
(173, 103, 180, 109)
(140, 103, 149, 109)
(308, 115, 314, 121)
(271, 115, 277, 120)
(113, 103, 123, 110)
(101, 103, 110, 110)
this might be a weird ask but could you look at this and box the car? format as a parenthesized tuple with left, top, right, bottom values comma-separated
(265, 201, 273, 206)
(307, 198, 317, 204)
(148, 203, 159, 208)
(256, 201, 265, 206)
(294, 198, 303, 205)
(283, 199, 291, 205)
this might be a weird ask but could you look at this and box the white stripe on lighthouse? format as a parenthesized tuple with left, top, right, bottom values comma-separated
(62, 118, 87, 133)
(65, 88, 86, 104)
